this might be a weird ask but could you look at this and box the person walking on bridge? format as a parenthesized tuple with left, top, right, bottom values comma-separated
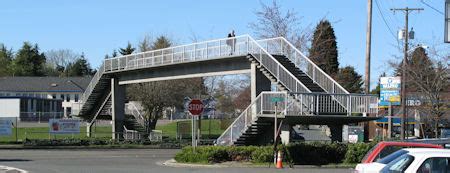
(227, 30, 236, 55)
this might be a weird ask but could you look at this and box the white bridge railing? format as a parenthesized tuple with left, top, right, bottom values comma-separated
(216, 91, 378, 146)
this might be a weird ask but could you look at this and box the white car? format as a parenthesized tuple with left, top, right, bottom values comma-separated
(379, 148, 450, 173)
(355, 149, 411, 173)
(355, 148, 450, 173)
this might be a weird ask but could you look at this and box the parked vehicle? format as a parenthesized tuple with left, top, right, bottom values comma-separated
(355, 142, 443, 173)
(380, 148, 450, 173)
(355, 148, 450, 173)
(361, 141, 443, 163)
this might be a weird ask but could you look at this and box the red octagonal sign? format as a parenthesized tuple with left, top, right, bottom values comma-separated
(188, 99, 204, 116)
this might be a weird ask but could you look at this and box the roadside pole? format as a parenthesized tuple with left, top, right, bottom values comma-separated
(388, 102, 392, 139)
(188, 99, 204, 152)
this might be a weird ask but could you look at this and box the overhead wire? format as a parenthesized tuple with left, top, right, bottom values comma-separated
(420, 0, 444, 16)
(374, 0, 399, 41)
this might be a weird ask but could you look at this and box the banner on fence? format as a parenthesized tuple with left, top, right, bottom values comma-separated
(49, 119, 80, 134)
(0, 118, 12, 136)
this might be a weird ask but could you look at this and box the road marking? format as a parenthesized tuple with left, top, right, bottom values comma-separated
(0, 165, 28, 173)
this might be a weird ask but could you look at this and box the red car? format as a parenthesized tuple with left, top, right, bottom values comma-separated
(361, 141, 443, 163)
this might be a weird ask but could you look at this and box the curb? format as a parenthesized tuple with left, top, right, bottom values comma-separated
(0, 145, 182, 150)
(161, 159, 355, 169)
(161, 159, 273, 168)
(0, 165, 28, 173)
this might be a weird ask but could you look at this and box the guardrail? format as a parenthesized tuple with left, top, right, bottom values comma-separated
(216, 92, 288, 146)
(257, 37, 349, 95)
(290, 93, 378, 115)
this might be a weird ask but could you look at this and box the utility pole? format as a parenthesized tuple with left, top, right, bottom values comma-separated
(391, 7, 423, 140)
(365, 0, 373, 94)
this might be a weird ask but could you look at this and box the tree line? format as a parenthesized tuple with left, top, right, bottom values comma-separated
(0, 42, 95, 77)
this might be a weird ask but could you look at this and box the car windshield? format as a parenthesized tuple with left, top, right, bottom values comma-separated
(376, 150, 409, 164)
(381, 154, 415, 173)
(362, 143, 380, 162)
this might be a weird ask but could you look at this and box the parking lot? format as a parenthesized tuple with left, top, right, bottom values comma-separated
(0, 149, 353, 173)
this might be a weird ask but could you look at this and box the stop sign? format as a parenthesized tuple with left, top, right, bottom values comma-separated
(188, 99, 204, 116)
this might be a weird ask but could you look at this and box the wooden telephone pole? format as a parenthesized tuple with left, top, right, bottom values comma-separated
(365, 0, 373, 94)
(391, 7, 423, 140)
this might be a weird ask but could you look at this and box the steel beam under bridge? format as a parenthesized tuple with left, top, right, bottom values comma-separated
(111, 55, 252, 85)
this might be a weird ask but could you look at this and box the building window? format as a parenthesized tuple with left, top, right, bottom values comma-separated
(74, 94, 79, 102)
(52, 94, 56, 99)
(66, 94, 70, 102)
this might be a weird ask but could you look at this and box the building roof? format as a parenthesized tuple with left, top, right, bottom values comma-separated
(0, 76, 92, 93)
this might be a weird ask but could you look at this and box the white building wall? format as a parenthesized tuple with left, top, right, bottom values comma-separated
(0, 98, 20, 118)
(0, 91, 82, 117)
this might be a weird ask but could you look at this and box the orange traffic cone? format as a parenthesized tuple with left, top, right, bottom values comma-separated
(276, 150, 283, 169)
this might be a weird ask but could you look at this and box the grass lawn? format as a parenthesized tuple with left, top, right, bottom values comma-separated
(0, 119, 226, 143)
(0, 126, 112, 142)
(155, 119, 224, 139)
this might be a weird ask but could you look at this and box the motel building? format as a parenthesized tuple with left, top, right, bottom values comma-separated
(0, 77, 91, 121)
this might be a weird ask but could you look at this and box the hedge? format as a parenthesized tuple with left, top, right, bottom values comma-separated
(175, 142, 375, 165)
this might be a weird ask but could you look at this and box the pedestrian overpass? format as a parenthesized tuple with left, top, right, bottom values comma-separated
(76, 35, 379, 145)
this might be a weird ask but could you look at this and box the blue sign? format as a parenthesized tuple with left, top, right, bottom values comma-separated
(379, 77, 401, 107)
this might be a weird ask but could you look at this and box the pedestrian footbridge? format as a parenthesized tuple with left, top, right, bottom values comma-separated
(76, 35, 379, 145)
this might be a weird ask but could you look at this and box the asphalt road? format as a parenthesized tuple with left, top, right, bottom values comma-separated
(0, 149, 353, 173)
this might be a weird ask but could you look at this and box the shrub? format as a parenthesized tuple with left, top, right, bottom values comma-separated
(286, 142, 346, 165)
(343, 142, 376, 164)
(250, 146, 273, 163)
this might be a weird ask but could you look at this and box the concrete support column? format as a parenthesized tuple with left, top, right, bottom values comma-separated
(250, 63, 271, 102)
(329, 124, 343, 142)
(111, 78, 125, 140)
(280, 124, 291, 145)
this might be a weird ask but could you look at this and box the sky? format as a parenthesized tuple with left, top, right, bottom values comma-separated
(0, 0, 448, 89)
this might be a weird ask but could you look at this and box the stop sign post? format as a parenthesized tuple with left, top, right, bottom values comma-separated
(188, 99, 204, 151)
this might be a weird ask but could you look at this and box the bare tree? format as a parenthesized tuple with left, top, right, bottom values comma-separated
(391, 44, 449, 138)
(127, 78, 205, 131)
(249, 0, 311, 53)
(138, 35, 153, 52)
(45, 49, 80, 69)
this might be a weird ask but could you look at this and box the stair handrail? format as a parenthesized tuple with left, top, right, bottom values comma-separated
(246, 36, 312, 93)
(216, 92, 288, 146)
(126, 102, 145, 125)
(216, 93, 263, 146)
(257, 37, 350, 95)
(81, 63, 105, 105)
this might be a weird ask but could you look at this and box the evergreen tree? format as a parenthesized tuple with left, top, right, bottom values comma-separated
(13, 42, 46, 76)
(335, 66, 363, 93)
(0, 44, 14, 76)
(112, 50, 118, 57)
(118, 42, 135, 55)
(151, 36, 172, 50)
(65, 53, 94, 76)
(309, 20, 339, 75)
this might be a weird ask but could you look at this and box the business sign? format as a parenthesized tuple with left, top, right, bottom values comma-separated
(0, 119, 12, 136)
(379, 77, 401, 107)
(49, 119, 80, 134)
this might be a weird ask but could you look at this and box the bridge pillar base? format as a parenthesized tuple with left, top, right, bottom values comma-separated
(328, 124, 343, 142)
(111, 78, 125, 140)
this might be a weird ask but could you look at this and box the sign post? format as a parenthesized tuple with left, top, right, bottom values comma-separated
(380, 77, 401, 139)
(188, 99, 204, 152)
(270, 96, 284, 165)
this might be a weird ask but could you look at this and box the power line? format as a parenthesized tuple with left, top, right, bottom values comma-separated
(420, 0, 444, 15)
(374, 0, 398, 40)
